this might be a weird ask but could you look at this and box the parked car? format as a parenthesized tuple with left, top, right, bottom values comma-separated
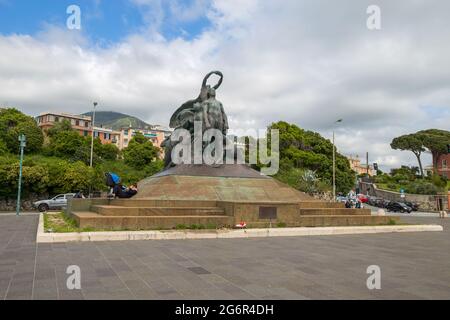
(376, 199, 386, 208)
(386, 202, 413, 213)
(336, 196, 348, 203)
(368, 196, 382, 207)
(382, 200, 391, 208)
(33, 193, 76, 212)
(370, 198, 385, 208)
(404, 201, 419, 211)
(357, 194, 369, 203)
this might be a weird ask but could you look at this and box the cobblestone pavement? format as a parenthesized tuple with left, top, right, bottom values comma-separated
(0, 214, 449, 300)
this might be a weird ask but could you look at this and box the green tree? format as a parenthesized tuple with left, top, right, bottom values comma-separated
(99, 143, 120, 161)
(46, 119, 73, 137)
(45, 120, 100, 165)
(390, 134, 426, 177)
(417, 129, 450, 172)
(0, 108, 43, 153)
(0, 139, 8, 155)
(56, 161, 97, 194)
(269, 121, 355, 193)
(122, 132, 160, 169)
(47, 129, 86, 158)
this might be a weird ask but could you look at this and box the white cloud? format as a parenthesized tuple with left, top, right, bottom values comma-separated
(0, 0, 449, 170)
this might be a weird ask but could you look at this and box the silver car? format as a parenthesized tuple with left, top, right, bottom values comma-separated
(33, 193, 76, 212)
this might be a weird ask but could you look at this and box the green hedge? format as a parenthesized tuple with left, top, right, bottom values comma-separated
(0, 154, 163, 198)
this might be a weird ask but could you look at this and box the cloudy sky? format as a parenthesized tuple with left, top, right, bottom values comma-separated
(0, 0, 449, 171)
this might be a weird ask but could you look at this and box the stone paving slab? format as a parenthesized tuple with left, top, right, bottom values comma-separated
(1, 214, 450, 299)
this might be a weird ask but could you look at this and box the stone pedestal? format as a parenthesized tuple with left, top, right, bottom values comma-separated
(67, 164, 398, 230)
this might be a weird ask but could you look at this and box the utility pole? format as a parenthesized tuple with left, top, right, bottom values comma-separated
(16, 134, 26, 216)
(333, 131, 336, 200)
(332, 119, 343, 201)
(366, 152, 369, 176)
(90, 102, 98, 168)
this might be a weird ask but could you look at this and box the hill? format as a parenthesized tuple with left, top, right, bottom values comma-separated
(82, 111, 152, 130)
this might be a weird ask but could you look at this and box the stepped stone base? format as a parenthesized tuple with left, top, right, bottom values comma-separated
(67, 198, 398, 231)
(66, 165, 399, 231)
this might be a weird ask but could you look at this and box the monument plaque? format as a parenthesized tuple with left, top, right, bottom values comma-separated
(259, 207, 277, 219)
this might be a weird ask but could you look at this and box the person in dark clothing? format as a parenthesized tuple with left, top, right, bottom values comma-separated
(115, 184, 138, 199)
(74, 191, 85, 199)
(345, 199, 353, 208)
(122, 184, 138, 198)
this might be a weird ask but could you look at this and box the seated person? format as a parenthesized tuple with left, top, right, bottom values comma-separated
(114, 184, 138, 199)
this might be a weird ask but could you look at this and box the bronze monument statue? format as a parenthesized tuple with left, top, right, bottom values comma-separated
(163, 71, 229, 167)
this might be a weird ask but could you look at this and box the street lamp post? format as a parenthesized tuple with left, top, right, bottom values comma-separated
(90, 102, 98, 168)
(332, 119, 343, 202)
(16, 134, 26, 216)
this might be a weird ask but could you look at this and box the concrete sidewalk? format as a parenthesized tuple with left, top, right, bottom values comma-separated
(1, 214, 449, 300)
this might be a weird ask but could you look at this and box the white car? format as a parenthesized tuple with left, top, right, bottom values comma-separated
(33, 193, 76, 212)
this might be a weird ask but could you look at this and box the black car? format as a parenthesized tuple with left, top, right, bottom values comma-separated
(381, 200, 390, 208)
(373, 198, 385, 208)
(386, 202, 413, 213)
(369, 197, 385, 208)
(404, 201, 419, 211)
(367, 197, 379, 206)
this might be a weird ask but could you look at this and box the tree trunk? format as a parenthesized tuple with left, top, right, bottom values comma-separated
(414, 152, 424, 178)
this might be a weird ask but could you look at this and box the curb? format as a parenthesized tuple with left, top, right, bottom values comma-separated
(36, 213, 444, 243)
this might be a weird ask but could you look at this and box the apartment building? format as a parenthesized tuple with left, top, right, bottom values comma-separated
(36, 112, 92, 137)
(93, 126, 121, 147)
(435, 154, 450, 179)
(117, 126, 171, 150)
(36, 112, 121, 147)
(347, 155, 376, 177)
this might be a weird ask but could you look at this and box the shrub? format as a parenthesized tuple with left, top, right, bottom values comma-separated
(432, 174, 447, 189)
(388, 219, 397, 225)
(406, 182, 439, 195)
(387, 183, 397, 190)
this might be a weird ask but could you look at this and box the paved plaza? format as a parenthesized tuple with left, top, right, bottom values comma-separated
(0, 213, 449, 300)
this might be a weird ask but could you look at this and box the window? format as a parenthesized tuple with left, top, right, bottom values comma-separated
(84, 131, 88, 136)
(76, 120, 80, 126)
(85, 122, 89, 127)
(124, 130, 129, 136)
(443, 159, 448, 168)
(55, 117, 59, 122)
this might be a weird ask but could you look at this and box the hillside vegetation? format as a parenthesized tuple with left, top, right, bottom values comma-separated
(82, 111, 152, 130)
